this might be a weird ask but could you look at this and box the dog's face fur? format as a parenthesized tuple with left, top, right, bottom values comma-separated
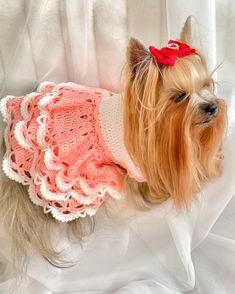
(123, 19, 226, 207)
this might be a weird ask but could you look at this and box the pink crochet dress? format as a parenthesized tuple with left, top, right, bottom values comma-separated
(0, 82, 144, 222)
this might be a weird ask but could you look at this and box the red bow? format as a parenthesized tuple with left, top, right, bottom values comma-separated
(149, 40, 196, 66)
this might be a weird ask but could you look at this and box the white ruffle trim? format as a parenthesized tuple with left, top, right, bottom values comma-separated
(55, 170, 74, 192)
(28, 185, 96, 222)
(1, 95, 29, 186)
(36, 81, 56, 93)
(36, 114, 49, 150)
(51, 82, 84, 93)
(79, 177, 122, 200)
(14, 121, 33, 151)
(0, 95, 15, 122)
(2, 158, 28, 185)
(44, 148, 62, 170)
(35, 175, 122, 205)
(38, 94, 54, 110)
(36, 95, 55, 150)
(48, 206, 96, 222)
(20, 92, 38, 119)
(28, 185, 45, 206)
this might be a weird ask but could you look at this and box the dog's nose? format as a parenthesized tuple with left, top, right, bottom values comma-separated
(202, 103, 218, 115)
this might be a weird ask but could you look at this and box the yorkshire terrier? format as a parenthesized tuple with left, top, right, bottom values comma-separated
(0, 17, 226, 266)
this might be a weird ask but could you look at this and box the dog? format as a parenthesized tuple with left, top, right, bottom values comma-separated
(0, 17, 226, 267)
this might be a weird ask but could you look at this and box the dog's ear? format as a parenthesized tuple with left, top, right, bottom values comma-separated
(180, 16, 193, 44)
(180, 16, 201, 49)
(127, 38, 150, 75)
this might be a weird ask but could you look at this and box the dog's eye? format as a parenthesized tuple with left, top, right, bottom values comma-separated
(172, 93, 187, 103)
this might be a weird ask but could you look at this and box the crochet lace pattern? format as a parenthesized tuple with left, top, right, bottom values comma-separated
(0, 82, 126, 222)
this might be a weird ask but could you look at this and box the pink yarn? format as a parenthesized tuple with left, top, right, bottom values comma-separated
(1, 83, 126, 222)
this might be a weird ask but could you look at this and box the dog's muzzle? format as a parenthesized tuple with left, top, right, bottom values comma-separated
(201, 102, 218, 116)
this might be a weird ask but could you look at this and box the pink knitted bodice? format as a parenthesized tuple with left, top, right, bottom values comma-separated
(0, 82, 144, 222)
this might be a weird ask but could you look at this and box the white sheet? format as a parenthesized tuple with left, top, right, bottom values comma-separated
(0, 0, 234, 293)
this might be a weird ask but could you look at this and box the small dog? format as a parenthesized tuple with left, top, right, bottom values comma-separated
(0, 17, 226, 266)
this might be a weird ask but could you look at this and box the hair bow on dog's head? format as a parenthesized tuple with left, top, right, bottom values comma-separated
(149, 40, 196, 66)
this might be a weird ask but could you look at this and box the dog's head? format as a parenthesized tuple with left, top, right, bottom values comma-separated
(124, 17, 226, 207)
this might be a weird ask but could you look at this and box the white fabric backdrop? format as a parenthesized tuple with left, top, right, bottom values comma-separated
(0, 0, 234, 293)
